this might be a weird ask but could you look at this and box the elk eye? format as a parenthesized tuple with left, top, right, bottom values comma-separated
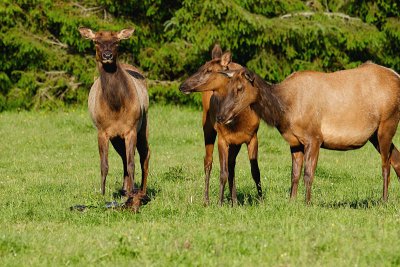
(206, 68, 212, 73)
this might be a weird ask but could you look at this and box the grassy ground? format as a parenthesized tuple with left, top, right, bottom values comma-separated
(1, 104, 400, 266)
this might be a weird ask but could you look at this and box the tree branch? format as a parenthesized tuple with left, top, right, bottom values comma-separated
(280, 12, 360, 21)
(72, 3, 103, 13)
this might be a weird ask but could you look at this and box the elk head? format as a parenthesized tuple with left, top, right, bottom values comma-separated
(78, 27, 134, 65)
(179, 44, 236, 94)
(216, 68, 259, 124)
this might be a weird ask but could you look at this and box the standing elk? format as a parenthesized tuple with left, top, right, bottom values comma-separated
(78, 27, 150, 210)
(180, 45, 262, 206)
(217, 63, 400, 203)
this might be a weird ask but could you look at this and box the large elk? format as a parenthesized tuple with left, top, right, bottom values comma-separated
(78, 27, 150, 210)
(180, 45, 262, 206)
(217, 63, 400, 203)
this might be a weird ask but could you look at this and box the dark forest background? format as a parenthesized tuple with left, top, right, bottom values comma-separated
(1, 0, 399, 110)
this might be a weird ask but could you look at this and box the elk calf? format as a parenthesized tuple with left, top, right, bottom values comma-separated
(180, 45, 262, 206)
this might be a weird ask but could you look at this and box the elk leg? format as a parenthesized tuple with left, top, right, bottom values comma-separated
(125, 130, 137, 195)
(218, 137, 229, 206)
(377, 121, 397, 201)
(110, 137, 129, 196)
(228, 144, 241, 206)
(203, 114, 217, 206)
(390, 146, 400, 180)
(98, 132, 109, 195)
(247, 134, 262, 199)
(370, 133, 400, 183)
(290, 145, 304, 199)
(136, 118, 150, 198)
(303, 140, 321, 204)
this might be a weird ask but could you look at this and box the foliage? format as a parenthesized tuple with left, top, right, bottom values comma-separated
(0, 0, 399, 111)
(148, 81, 202, 107)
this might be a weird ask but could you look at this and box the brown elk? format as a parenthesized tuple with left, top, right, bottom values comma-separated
(217, 63, 400, 203)
(78, 27, 150, 209)
(180, 45, 262, 206)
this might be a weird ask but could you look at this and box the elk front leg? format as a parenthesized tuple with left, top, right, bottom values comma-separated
(203, 112, 217, 206)
(125, 130, 137, 195)
(218, 137, 229, 206)
(98, 132, 109, 195)
(228, 144, 241, 206)
(110, 137, 130, 196)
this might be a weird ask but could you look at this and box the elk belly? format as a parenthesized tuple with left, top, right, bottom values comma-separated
(320, 122, 376, 150)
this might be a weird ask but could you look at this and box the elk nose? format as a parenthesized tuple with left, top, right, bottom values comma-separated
(179, 84, 189, 94)
(102, 51, 113, 60)
(179, 84, 186, 92)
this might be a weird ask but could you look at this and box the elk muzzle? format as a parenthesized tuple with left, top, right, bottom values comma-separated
(102, 50, 114, 63)
(179, 83, 192, 95)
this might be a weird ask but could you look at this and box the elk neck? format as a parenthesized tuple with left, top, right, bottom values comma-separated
(98, 61, 132, 111)
(251, 75, 286, 128)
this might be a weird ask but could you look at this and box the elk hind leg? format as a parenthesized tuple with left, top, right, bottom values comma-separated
(136, 120, 150, 198)
(290, 145, 304, 200)
(303, 140, 321, 204)
(371, 136, 400, 182)
(247, 135, 262, 199)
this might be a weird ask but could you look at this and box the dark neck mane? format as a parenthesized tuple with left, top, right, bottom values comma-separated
(98, 61, 132, 111)
(252, 74, 284, 127)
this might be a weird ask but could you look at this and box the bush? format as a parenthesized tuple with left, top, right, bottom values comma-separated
(0, 0, 399, 111)
(148, 81, 202, 108)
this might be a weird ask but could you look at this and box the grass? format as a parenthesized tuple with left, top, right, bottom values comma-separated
(1, 104, 400, 266)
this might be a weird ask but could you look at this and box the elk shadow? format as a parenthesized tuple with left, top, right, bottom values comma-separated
(235, 191, 263, 206)
(318, 198, 381, 209)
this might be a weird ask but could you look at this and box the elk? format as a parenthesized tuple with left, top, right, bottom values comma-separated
(217, 63, 400, 203)
(180, 45, 262, 206)
(78, 27, 150, 210)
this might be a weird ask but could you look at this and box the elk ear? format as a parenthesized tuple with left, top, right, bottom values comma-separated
(220, 52, 232, 67)
(117, 28, 135, 40)
(244, 69, 255, 83)
(218, 70, 235, 78)
(211, 44, 222, 59)
(78, 27, 96, 40)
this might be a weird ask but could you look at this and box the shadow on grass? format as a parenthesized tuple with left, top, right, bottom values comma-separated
(235, 192, 264, 206)
(318, 198, 382, 209)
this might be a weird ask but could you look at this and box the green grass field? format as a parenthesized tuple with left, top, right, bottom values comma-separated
(1, 104, 400, 266)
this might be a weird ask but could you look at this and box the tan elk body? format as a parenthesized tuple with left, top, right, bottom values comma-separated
(79, 27, 150, 209)
(218, 63, 400, 203)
